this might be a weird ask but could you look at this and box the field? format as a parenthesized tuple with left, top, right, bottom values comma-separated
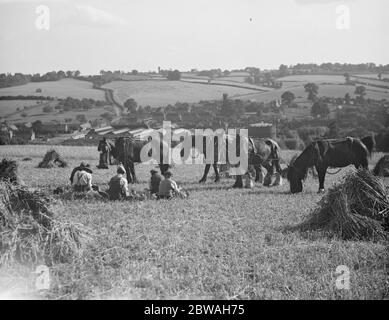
(0, 100, 42, 118)
(0, 79, 105, 100)
(103, 80, 261, 108)
(242, 84, 389, 104)
(3, 104, 116, 124)
(0, 145, 388, 300)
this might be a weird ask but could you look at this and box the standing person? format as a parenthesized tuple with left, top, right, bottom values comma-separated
(98, 138, 110, 169)
(72, 165, 93, 192)
(158, 171, 180, 199)
(149, 169, 162, 195)
(107, 166, 130, 200)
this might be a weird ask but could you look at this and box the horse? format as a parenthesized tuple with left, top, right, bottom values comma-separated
(190, 134, 282, 188)
(287, 136, 375, 194)
(114, 136, 171, 183)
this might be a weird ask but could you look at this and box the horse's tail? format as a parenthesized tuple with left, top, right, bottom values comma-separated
(361, 135, 375, 156)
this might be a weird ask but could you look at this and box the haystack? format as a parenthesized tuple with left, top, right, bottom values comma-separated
(373, 155, 389, 177)
(38, 149, 67, 168)
(299, 170, 389, 241)
(0, 159, 18, 184)
(0, 181, 88, 266)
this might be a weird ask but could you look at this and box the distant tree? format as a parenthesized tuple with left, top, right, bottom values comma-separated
(378, 73, 382, 80)
(57, 70, 66, 79)
(131, 70, 138, 75)
(354, 85, 367, 105)
(311, 100, 329, 118)
(281, 91, 295, 106)
(279, 64, 288, 76)
(66, 71, 73, 78)
(76, 114, 87, 123)
(344, 93, 351, 105)
(304, 83, 319, 101)
(144, 105, 152, 113)
(167, 70, 181, 81)
(264, 72, 273, 84)
(74, 70, 81, 77)
(43, 105, 54, 113)
(124, 98, 138, 113)
(327, 121, 340, 139)
(100, 112, 114, 121)
(344, 72, 351, 83)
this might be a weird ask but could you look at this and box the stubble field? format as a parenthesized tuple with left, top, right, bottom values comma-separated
(0, 145, 388, 300)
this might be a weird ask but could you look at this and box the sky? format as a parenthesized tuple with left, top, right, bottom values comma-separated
(0, 0, 388, 75)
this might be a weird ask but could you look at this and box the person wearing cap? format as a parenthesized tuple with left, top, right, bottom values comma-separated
(149, 169, 162, 195)
(71, 163, 93, 192)
(107, 166, 130, 200)
(70, 162, 92, 184)
(158, 171, 180, 199)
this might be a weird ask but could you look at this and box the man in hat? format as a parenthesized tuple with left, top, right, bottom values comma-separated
(158, 171, 180, 199)
(71, 162, 93, 192)
(149, 169, 162, 195)
(107, 165, 130, 200)
(97, 137, 110, 169)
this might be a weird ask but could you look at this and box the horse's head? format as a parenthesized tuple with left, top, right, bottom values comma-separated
(286, 155, 305, 194)
(286, 164, 303, 194)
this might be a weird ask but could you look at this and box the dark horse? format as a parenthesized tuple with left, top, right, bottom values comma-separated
(113, 136, 172, 183)
(191, 134, 283, 188)
(287, 136, 375, 194)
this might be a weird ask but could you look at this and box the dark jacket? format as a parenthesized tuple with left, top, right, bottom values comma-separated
(149, 173, 162, 194)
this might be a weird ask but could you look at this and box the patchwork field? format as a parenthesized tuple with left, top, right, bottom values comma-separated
(0, 145, 387, 300)
(103, 80, 260, 108)
(0, 79, 105, 100)
(240, 84, 389, 104)
(0, 100, 42, 118)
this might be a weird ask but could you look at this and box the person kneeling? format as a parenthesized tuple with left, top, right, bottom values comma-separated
(107, 166, 130, 200)
(72, 164, 93, 193)
(158, 171, 180, 200)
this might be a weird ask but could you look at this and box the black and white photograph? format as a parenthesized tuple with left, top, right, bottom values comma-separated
(0, 0, 388, 304)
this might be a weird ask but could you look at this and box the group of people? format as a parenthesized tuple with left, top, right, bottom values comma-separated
(69, 162, 184, 201)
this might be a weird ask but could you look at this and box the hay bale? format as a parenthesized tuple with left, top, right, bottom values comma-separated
(0, 159, 18, 184)
(38, 149, 67, 168)
(300, 170, 389, 241)
(373, 155, 389, 177)
(0, 181, 88, 266)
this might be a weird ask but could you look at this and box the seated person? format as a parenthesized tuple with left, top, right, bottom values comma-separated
(70, 162, 92, 185)
(72, 166, 93, 192)
(149, 169, 162, 195)
(158, 171, 180, 199)
(107, 166, 130, 200)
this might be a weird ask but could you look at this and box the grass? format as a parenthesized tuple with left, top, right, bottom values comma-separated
(0, 145, 388, 300)
(102, 80, 260, 108)
(0, 79, 105, 100)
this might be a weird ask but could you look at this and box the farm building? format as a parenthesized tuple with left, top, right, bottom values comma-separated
(248, 122, 275, 139)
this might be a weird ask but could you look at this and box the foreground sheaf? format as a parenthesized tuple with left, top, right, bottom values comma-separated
(0, 145, 388, 299)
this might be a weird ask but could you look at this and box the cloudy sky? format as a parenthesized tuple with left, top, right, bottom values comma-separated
(0, 0, 387, 75)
